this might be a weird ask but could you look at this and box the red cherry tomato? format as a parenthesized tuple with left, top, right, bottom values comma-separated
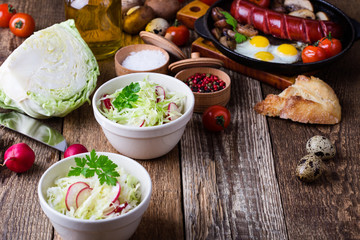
(199, 0, 218, 5)
(317, 34, 342, 58)
(9, 13, 35, 38)
(301, 45, 328, 63)
(248, 0, 271, 8)
(202, 105, 231, 132)
(165, 20, 190, 46)
(0, 3, 16, 28)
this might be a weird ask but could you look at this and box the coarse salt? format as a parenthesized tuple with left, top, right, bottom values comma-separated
(122, 50, 167, 71)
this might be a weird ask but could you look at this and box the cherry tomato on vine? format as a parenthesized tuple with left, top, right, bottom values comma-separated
(165, 20, 189, 46)
(301, 45, 327, 63)
(0, 3, 16, 28)
(317, 34, 342, 58)
(9, 13, 35, 38)
(202, 105, 231, 132)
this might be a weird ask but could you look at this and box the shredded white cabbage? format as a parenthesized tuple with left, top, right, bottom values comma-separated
(98, 77, 186, 127)
(46, 167, 141, 220)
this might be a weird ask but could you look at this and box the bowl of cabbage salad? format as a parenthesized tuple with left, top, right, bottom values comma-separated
(92, 73, 195, 160)
(38, 151, 152, 240)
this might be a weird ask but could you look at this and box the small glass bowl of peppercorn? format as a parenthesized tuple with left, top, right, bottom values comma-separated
(175, 67, 231, 112)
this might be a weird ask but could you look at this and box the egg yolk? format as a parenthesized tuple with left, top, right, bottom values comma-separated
(277, 44, 298, 56)
(250, 36, 270, 48)
(254, 51, 274, 61)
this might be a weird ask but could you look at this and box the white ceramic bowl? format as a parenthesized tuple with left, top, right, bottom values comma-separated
(92, 72, 195, 160)
(38, 152, 152, 240)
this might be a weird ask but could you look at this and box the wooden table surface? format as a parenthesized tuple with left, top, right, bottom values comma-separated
(1, 0, 360, 239)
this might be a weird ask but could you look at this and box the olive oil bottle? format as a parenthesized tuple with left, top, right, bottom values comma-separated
(64, 0, 123, 60)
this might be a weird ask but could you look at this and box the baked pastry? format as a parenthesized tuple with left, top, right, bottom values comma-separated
(254, 75, 341, 124)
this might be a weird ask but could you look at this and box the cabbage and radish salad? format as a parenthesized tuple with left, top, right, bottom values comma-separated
(98, 78, 186, 127)
(46, 151, 141, 220)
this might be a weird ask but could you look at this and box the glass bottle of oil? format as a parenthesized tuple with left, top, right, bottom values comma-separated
(64, 0, 123, 60)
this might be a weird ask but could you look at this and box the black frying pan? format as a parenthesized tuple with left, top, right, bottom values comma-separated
(194, 0, 360, 76)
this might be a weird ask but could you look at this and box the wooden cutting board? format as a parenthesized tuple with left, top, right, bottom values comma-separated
(177, 1, 297, 90)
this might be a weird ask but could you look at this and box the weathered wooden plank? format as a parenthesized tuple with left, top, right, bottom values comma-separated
(181, 69, 288, 239)
(131, 149, 184, 240)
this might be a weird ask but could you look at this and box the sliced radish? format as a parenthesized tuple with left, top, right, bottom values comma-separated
(139, 120, 145, 127)
(155, 86, 166, 102)
(110, 182, 121, 203)
(76, 187, 92, 208)
(102, 94, 113, 110)
(103, 199, 120, 216)
(65, 182, 90, 211)
(94, 182, 121, 216)
(114, 202, 128, 214)
(168, 102, 180, 112)
(168, 102, 181, 121)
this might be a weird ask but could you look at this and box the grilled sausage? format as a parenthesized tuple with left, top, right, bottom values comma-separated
(230, 0, 342, 43)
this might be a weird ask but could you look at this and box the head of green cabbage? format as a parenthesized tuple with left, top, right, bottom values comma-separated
(0, 20, 99, 119)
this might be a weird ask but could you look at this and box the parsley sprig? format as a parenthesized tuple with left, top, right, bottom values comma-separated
(68, 150, 120, 186)
(221, 11, 247, 44)
(112, 82, 141, 110)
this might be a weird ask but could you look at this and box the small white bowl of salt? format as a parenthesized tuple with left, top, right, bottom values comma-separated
(115, 44, 170, 76)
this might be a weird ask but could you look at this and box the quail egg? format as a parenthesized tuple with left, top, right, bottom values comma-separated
(306, 135, 336, 160)
(295, 154, 324, 183)
(145, 18, 169, 36)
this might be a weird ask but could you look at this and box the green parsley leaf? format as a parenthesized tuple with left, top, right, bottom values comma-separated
(74, 157, 86, 167)
(67, 149, 119, 186)
(82, 168, 96, 178)
(220, 11, 248, 44)
(68, 167, 83, 176)
(112, 82, 141, 110)
(98, 173, 118, 186)
(86, 151, 97, 168)
(235, 32, 247, 44)
(221, 11, 238, 29)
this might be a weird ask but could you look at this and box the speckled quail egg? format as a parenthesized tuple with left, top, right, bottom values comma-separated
(295, 154, 324, 183)
(145, 18, 169, 36)
(306, 135, 336, 160)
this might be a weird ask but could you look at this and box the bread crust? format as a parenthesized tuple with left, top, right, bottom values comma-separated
(254, 75, 341, 124)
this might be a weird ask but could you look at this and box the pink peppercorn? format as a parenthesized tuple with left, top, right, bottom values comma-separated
(184, 73, 226, 93)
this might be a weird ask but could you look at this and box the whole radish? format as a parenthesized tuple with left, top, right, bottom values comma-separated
(2, 143, 35, 173)
(64, 144, 88, 158)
